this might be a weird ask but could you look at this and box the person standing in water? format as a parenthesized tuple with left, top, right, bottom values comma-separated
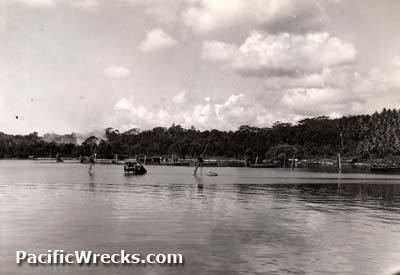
(88, 144, 97, 174)
(193, 156, 204, 176)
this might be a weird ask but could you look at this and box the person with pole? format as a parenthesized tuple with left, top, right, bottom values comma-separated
(88, 144, 97, 174)
(193, 140, 210, 176)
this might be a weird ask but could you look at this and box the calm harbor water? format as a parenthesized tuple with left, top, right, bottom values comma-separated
(1, 160, 400, 275)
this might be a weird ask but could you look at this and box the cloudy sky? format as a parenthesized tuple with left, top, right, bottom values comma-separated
(0, 0, 400, 134)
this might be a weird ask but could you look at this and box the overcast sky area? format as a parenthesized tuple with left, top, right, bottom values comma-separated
(0, 0, 400, 134)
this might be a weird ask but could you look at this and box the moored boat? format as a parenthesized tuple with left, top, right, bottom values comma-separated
(124, 160, 147, 175)
(370, 164, 400, 173)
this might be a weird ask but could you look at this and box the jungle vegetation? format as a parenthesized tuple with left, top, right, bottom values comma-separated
(1, 108, 399, 162)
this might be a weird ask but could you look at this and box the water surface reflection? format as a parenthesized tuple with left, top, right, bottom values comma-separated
(1, 161, 400, 275)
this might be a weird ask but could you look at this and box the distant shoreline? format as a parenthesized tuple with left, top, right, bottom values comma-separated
(0, 157, 371, 169)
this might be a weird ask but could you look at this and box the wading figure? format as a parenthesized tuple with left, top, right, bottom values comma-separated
(193, 139, 210, 176)
(88, 153, 96, 173)
(88, 144, 97, 174)
(193, 156, 204, 176)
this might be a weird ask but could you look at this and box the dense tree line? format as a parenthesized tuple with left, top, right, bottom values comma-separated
(1, 108, 400, 162)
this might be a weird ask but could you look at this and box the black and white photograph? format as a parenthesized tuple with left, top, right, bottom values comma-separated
(1, 0, 400, 274)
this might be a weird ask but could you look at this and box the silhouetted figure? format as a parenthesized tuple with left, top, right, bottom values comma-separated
(88, 153, 96, 174)
(193, 157, 204, 176)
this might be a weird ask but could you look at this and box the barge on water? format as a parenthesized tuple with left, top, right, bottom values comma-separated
(124, 160, 147, 175)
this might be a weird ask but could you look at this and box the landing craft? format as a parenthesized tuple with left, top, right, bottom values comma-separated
(123, 160, 147, 175)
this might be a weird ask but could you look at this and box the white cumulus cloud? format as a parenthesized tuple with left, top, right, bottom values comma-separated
(138, 28, 177, 52)
(203, 31, 356, 77)
(270, 57, 400, 120)
(111, 93, 272, 130)
(281, 87, 357, 117)
(183, 0, 324, 33)
(114, 98, 133, 110)
(104, 66, 131, 79)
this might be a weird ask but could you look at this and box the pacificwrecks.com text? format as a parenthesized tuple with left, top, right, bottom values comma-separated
(16, 250, 184, 265)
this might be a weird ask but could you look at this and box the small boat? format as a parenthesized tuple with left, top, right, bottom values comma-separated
(207, 171, 218, 177)
(370, 164, 400, 173)
(124, 160, 147, 175)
